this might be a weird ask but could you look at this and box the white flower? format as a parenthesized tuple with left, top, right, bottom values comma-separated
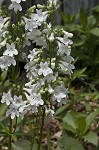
(25, 92, 44, 107)
(24, 17, 40, 31)
(48, 0, 58, 8)
(62, 30, 73, 38)
(1, 90, 13, 105)
(63, 34, 73, 46)
(13, 95, 23, 107)
(44, 73, 58, 83)
(26, 29, 41, 40)
(27, 105, 38, 113)
(6, 104, 20, 119)
(52, 84, 68, 103)
(48, 33, 55, 42)
(56, 36, 73, 46)
(0, 56, 16, 71)
(49, 0, 57, 6)
(57, 42, 71, 56)
(62, 56, 74, 63)
(33, 36, 47, 47)
(48, 84, 54, 94)
(38, 62, 53, 77)
(59, 61, 75, 75)
(36, 9, 48, 23)
(24, 82, 41, 95)
(3, 43, 18, 57)
(24, 61, 38, 80)
(9, 2, 22, 12)
(28, 49, 39, 61)
(11, 0, 26, 3)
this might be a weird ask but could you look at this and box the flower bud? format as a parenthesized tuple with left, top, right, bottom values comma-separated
(16, 37, 20, 42)
(17, 85, 21, 89)
(62, 30, 73, 38)
(40, 89, 45, 94)
(48, 33, 54, 42)
(13, 84, 16, 88)
(37, 4, 45, 9)
(0, 39, 6, 47)
(12, 24, 15, 29)
(27, 6, 36, 13)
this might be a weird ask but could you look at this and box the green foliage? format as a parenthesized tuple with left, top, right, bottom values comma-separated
(12, 140, 31, 150)
(59, 5, 99, 83)
(58, 131, 84, 150)
(56, 108, 99, 148)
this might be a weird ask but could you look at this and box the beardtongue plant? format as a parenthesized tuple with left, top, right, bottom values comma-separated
(0, 0, 74, 149)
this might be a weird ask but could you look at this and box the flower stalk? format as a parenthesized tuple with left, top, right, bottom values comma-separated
(37, 108, 45, 150)
(8, 117, 12, 150)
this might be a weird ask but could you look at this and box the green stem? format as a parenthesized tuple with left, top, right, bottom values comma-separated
(31, 127, 35, 150)
(8, 118, 12, 150)
(37, 108, 45, 150)
(49, 43, 52, 68)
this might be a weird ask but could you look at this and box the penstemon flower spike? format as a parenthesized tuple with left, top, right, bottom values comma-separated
(0, 1, 75, 149)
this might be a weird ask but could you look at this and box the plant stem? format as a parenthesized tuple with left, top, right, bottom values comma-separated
(37, 108, 45, 150)
(8, 118, 12, 150)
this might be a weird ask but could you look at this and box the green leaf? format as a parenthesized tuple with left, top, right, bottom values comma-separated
(85, 109, 99, 133)
(89, 28, 99, 37)
(92, 5, 99, 13)
(0, 104, 7, 116)
(85, 102, 92, 111)
(12, 140, 31, 150)
(61, 122, 77, 133)
(60, 136, 84, 150)
(54, 105, 68, 116)
(63, 112, 77, 129)
(84, 131, 98, 146)
(80, 9, 87, 30)
(0, 71, 7, 81)
(4, 80, 12, 88)
(72, 68, 86, 80)
(12, 143, 23, 150)
(73, 40, 85, 47)
(76, 115, 86, 134)
(0, 122, 9, 134)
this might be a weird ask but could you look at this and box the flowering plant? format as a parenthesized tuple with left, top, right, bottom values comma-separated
(0, 0, 74, 149)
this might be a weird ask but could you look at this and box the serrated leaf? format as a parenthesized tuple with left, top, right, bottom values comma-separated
(85, 109, 99, 133)
(84, 131, 98, 146)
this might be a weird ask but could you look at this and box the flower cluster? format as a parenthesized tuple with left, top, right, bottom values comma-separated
(0, 0, 74, 119)
(9, 0, 26, 12)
